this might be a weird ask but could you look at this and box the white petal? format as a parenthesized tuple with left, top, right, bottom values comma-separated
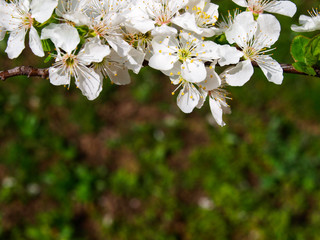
(225, 12, 257, 46)
(5, 29, 26, 59)
(181, 60, 207, 83)
(41, 23, 80, 53)
(19, 0, 30, 11)
(218, 45, 243, 66)
(124, 47, 145, 74)
(196, 88, 207, 109)
(256, 14, 281, 47)
(149, 53, 177, 71)
(31, 0, 58, 23)
(62, 12, 91, 26)
(49, 67, 70, 86)
(291, 15, 320, 32)
(177, 83, 200, 114)
(78, 40, 111, 65)
(223, 60, 254, 86)
(195, 41, 221, 60)
(151, 25, 177, 37)
(29, 26, 44, 57)
(265, 1, 297, 17)
(209, 98, 225, 127)
(171, 12, 201, 35)
(0, 2, 21, 31)
(104, 63, 131, 85)
(127, 19, 155, 34)
(200, 65, 221, 91)
(231, 0, 248, 7)
(162, 61, 182, 78)
(0, 27, 6, 41)
(256, 55, 283, 84)
(106, 36, 131, 57)
(75, 66, 103, 100)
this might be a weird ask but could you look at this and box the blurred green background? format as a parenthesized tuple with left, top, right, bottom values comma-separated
(1, 1, 320, 239)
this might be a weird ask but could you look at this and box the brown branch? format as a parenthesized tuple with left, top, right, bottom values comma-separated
(0, 63, 320, 81)
(0, 66, 48, 81)
(252, 62, 320, 77)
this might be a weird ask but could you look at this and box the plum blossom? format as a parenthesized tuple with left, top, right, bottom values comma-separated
(0, 0, 58, 59)
(232, 0, 296, 17)
(224, 12, 283, 86)
(215, 9, 241, 34)
(93, 50, 131, 85)
(149, 31, 242, 83)
(128, 0, 189, 36)
(172, 0, 219, 37)
(55, 0, 91, 26)
(291, 8, 320, 32)
(41, 23, 111, 100)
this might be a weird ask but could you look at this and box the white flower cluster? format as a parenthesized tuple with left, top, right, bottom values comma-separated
(0, 0, 297, 126)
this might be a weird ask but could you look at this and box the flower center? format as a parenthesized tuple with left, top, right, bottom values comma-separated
(22, 13, 34, 29)
(247, 0, 275, 14)
(243, 46, 258, 60)
(155, 15, 171, 26)
(178, 49, 191, 61)
(63, 54, 78, 73)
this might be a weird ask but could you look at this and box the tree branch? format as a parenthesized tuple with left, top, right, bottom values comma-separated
(0, 66, 48, 81)
(0, 63, 320, 81)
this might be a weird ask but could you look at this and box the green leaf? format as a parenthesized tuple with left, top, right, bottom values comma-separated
(305, 34, 320, 66)
(290, 35, 310, 63)
(292, 62, 316, 76)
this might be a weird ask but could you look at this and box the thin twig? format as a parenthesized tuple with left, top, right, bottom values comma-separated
(0, 63, 319, 81)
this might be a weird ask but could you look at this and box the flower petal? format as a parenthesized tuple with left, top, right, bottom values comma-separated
(78, 39, 111, 65)
(225, 12, 257, 46)
(5, 29, 26, 59)
(218, 45, 243, 66)
(49, 67, 70, 86)
(231, 0, 248, 7)
(31, 0, 58, 23)
(41, 23, 80, 53)
(75, 66, 103, 100)
(200, 65, 221, 91)
(0, 27, 6, 41)
(256, 14, 281, 47)
(265, 1, 297, 17)
(256, 55, 283, 84)
(105, 63, 131, 85)
(149, 53, 177, 71)
(181, 59, 207, 83)
(29, 26, 44, 57)
(171, 12, 201, 35)
(209, 97, 225, 127)
(223, 60, 254, 86)
(177, 83, 200, 113)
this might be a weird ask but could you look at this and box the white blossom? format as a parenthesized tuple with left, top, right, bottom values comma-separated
(232, 0, 296, 17)
(172, 0, 219, 37)
(225, 12, 283, 86)
(291, 8, 320, 32)
(0, 0, 58, 59)
(56, 0, 91, 25)
(149, 31, 241, 83)
(42, 23, 111, 100)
